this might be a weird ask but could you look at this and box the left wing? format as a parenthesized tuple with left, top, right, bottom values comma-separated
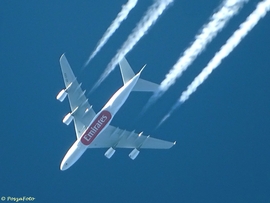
(57, 54, 96, 138)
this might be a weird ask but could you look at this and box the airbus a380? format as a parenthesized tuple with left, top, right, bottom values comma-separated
(57, 54, 175, 170)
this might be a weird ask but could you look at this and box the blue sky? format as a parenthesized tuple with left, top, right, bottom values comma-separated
(1, 0, 270, 202)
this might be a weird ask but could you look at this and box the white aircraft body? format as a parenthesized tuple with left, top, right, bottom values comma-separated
(57, 54, 175, 171)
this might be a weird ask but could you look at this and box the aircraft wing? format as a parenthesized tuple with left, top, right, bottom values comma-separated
(88, 125, 175, 149)
(59, 54, 96, 138)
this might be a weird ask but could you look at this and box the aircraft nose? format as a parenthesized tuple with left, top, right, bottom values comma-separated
(60, 162, 68, 171)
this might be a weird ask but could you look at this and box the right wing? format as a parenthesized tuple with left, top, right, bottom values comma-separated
(58, 54, 96, 138)
(89, 125, 176, 149)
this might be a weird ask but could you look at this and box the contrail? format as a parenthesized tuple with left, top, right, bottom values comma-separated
(91, 0, 174, 91)
(84, 0, 138, 67)
(142, 0, 247, 113)
(159, 0, 270, 127)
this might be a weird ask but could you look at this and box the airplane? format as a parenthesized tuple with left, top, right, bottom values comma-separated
(57, 54, 176, 171)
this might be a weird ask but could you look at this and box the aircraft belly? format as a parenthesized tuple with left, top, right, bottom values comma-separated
(80, 110, 112, 145)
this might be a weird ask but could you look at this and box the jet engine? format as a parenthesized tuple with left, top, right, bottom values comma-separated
(105, 147, 115, 159)
(56, 89, 68, 102)
(129, 148, 140, 160)
(62, 113, 74, 125)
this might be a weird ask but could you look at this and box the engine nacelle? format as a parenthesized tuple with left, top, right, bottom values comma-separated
(56, 89, 68, 102)
(62, 113, 74, 125)
(105, 147, 115, 159)
(129, 148, 140, 160)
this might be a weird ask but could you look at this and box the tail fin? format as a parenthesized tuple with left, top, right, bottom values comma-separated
(119, 57, 159, 92)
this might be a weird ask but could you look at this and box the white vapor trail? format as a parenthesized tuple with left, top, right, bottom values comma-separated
(159, 0, 270, 126)
(143, 0, 247, 112)
(92, 0, 173, 91)
(84, 0, 138, 67)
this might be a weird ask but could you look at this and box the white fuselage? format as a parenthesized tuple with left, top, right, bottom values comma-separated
(60, 71, 141, 170)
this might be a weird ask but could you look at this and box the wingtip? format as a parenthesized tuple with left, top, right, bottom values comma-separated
(140, 64, 147, 73)
(60, 53, 67, 60)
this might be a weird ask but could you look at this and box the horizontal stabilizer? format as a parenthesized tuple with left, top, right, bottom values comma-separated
(133, 78, 159, 92)
(119, 57, 135, 84)
(119, 57, 159, 92)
